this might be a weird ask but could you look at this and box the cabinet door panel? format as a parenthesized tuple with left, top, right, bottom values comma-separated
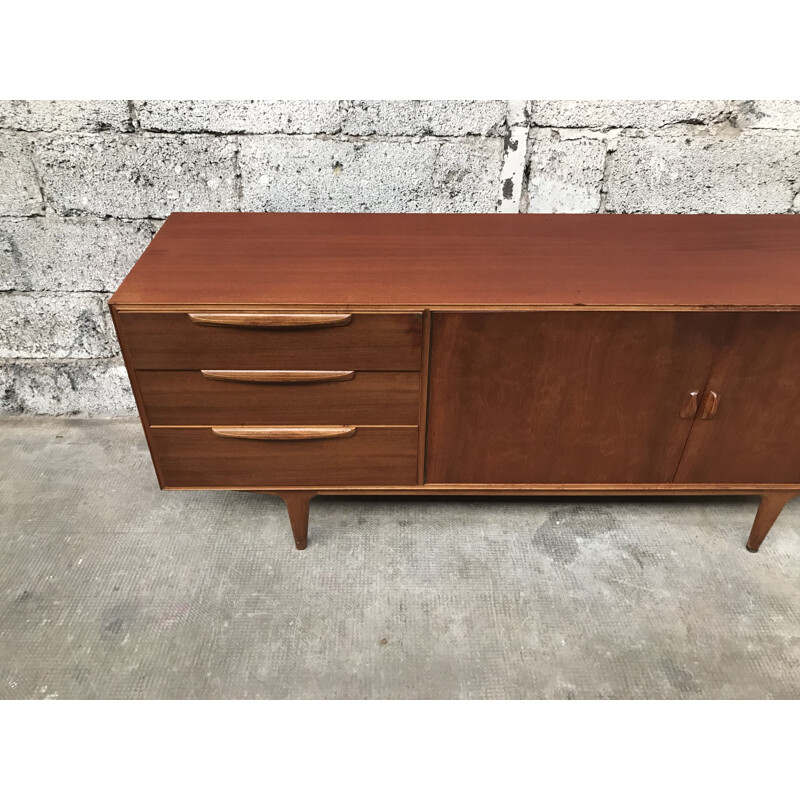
(425, 312, 727, 484)
(675, 313, 800, 484)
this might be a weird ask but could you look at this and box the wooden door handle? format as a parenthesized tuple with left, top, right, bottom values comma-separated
(700, 390, 720, 420)
(679, 391, 699, 419)
(211, 426, 357, 441)
(188, 313, 353, 329)
(201, 370, 355, 384)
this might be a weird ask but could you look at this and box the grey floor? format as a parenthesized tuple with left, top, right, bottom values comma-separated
(1, 418, 798, 699)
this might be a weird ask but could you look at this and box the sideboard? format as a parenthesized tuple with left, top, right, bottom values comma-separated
(109, 213, 800, 551)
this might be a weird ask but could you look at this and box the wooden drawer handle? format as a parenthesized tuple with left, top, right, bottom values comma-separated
(188, 313, 353, 329)
(201, 370, 355, 384)
(211, 426, 357, 441)
(700, 390, 720, 420)
(679, 390, 699, 419)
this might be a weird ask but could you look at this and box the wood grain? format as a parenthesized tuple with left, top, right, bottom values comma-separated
(149, 425, 418, 487)
(110, 213, 800, 551)
(699, 390, 720, 420)
(426, 311, 728, 484)
(675, 313, 800, 484)
(169, 485, 800, 493)
(189, 312, 352, 328)
(109, 213, 800, 309)
(211, 426, 356, 440)
(115, 311, 422, 370)
(200, 369, 355, 384)
(745, 492, 797, 552)
(137, 370, 419, 425)
(679, 391, 700, 420)
(417, 309, 432, 484)
(109, 306, 166, 488)
(278, 491, 316, 550)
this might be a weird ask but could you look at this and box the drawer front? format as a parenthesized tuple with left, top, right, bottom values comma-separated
(150, 425, 418, 487)
(137, 370, 420, 425)
(116, 312, 423, 370)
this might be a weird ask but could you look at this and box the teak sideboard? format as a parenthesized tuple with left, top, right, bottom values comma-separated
(110, 213, 800, 552)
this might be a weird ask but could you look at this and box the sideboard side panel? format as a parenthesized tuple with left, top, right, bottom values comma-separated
(110, 307, 166, 489)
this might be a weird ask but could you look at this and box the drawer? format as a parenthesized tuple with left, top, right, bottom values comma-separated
(137, 370, 421, 425)
(116, 312, 423, 370)
(150, 425, 418, 488)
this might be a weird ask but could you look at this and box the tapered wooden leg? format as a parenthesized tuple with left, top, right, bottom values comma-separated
(746, 492, 796, 552)
(279, 491, 315, 550)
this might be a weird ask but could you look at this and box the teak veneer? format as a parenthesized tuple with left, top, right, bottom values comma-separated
(110, 213, 800, 551)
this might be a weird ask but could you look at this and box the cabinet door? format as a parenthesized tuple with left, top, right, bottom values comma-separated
(425, 312, 727, 484)
(675, 313, 800, 484)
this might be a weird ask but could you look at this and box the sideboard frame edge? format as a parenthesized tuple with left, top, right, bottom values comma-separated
(158, 485, 800, 494)
(111, 304, 800, 313)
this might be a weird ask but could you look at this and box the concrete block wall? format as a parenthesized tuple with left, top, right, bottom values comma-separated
(1, 99, 799, 416)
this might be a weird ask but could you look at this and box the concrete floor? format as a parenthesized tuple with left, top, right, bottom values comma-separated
(1, 418, 798, 699)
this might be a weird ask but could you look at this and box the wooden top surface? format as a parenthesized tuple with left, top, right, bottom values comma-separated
(110, 213, 800, 309)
